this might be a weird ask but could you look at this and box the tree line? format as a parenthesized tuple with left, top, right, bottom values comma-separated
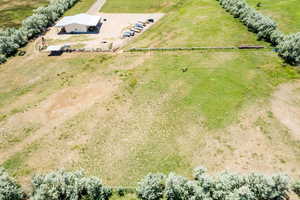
(216, 0, 300, 65)
(1, 167, 300, 200)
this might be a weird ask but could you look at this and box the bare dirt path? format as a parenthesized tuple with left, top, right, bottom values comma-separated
(87, 0, 106, 15)
(271, 80, 300, 140)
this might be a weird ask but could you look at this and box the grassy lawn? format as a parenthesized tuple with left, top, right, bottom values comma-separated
(101, 0, 180, 13)
(246, 0, 300, 34)
(0, 0, 49, 28)
(1, 0, 300, 189)
(126, 0, 267, 48)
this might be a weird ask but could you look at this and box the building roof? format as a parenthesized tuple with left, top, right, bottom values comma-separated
(55, 14, 101, 27)
(46, 45, 70, 51)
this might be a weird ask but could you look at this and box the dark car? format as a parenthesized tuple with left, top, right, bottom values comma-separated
(147, 18, 155, 23)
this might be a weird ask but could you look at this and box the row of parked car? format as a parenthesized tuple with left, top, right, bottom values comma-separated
(122, 18, 155, 38)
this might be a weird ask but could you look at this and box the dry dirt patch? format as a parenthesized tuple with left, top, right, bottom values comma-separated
(271, 81, 300, 140)
(177, 100, 300, 176)
(0, 77, 120, 163)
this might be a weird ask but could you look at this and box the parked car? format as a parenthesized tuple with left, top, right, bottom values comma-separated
(134, 25, 143, 30)
(125, 30, 135, 36)
(138, 21, 147, 26)
(147, 18, 155, 23)
(129, 30, 135, 36)
(135, 23, 144, 28)
(131, 28, 141, 33)
(122, 32, 131, 38)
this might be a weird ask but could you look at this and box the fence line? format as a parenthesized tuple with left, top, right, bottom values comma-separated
(127, 46, 272, 52)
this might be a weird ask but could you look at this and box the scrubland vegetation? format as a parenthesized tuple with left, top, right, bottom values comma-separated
(215, 0, 300, 65)
(0, 0, 300, 199)
(246, 0, 300, 33)
(2, 167, 300, 200)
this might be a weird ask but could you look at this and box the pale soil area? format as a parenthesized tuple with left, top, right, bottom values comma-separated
(271, 81, 300, 141)
(87, 0, 106, 15)
(0, 77, 120, 163)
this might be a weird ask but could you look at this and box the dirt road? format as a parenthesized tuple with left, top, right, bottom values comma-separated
(87, 0, 106, 15)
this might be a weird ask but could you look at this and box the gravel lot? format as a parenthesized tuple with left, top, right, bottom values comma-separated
(44, 13, 164, 50)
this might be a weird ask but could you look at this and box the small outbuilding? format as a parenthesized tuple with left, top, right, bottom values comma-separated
(55, 14, 102, 34)
(46, 44, 70, 56)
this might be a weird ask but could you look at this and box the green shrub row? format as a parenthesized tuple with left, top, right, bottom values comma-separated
(0, 0, 79, 64)
(0, 168, 112, 200)
(137, 167, 300, 200)
(2, 167, 300, 200)
(216, 0, 300, 65)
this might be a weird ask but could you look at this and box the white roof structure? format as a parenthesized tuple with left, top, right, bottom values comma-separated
(46, 45, 70, 51)
(55, 14, 101, 27)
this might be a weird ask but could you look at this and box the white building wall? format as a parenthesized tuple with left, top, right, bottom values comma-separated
(65, 24, 88, 33)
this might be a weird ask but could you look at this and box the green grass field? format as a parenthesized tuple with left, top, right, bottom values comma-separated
(1, 0, 300, 190)
(0, 0, 49, 28)
(101, 0, 180, 13)
(126, 0, 267, 48)
(246, 0, 300, 34)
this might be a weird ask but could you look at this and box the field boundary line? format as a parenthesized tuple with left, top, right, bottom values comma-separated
(127, 46, 273, 52)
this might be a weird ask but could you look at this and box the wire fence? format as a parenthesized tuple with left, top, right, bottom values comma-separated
(127, 46, 274, 52)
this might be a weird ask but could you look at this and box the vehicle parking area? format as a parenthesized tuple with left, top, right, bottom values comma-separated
(44, 13, 164, 50)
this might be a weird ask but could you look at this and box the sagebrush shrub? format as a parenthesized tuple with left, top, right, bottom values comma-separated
(30, 170, 112, 200)
(225, 186, 255, 200)
(292, 181, 300, 197)
(0, 168, 26, 200)
(217, 0, 277, 42)
(165, 173, 190, 200)
(136, 173, 165, 200)
(137, 167, 290, 200)
(277, 33, 300, 65)
(0, 54, 7, 64)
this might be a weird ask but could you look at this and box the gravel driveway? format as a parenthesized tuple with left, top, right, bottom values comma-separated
(87, 0, 106, 14)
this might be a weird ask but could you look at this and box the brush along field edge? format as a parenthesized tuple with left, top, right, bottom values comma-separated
(215, 0, 300, 65)
(1, 167, 300, 200)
